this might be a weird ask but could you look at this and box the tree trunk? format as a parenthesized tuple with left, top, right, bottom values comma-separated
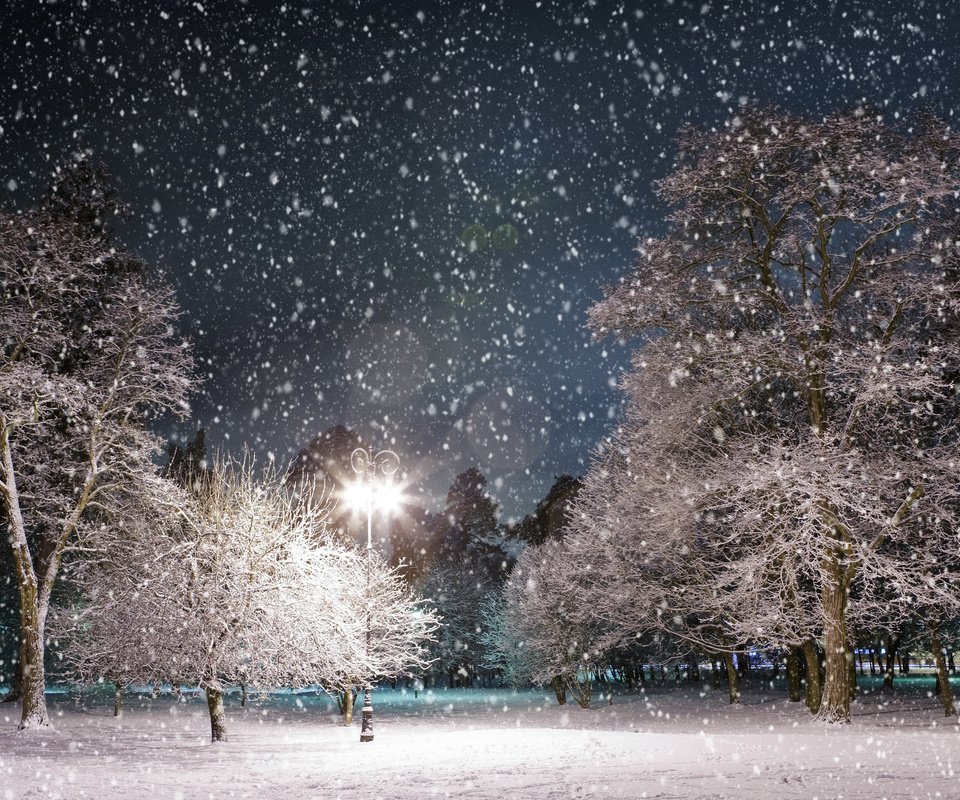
(817, 567, 851, 723)
(17, 591, 49, 730)
(567, 660, 592, 709)
(240, 683, 247, 708)
(113, 681, 123, 717)
(723, 652, 740, 704)
(7, 447, 50, 730)
(4, 432, 94, 733)
(930, 622, 955, 717)
(737, 651, 750, 679)
(711, 658, 722, 690)
(786, 647, 803, 702)
(883, 634, 899, 688)
(205, 684, 227, 743)
(343, 686, 354, 726)
(801, 639, 822, 714)
(595, 664, 607, 685)
(848, 648, 857, 703)
(551, 675, 567, 705)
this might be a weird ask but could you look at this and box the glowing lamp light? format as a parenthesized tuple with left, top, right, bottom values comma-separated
(341, 477, 405, 516)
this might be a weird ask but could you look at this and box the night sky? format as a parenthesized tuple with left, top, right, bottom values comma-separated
(2, 0, 957, 519)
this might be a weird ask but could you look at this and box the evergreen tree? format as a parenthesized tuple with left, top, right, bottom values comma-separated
(421, 467, 507, 686)
(432, 467, 504, 580)
(511, 474, 581, 546)
(287, 424, 363, 540)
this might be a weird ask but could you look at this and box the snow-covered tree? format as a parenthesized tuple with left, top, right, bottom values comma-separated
(498, 538, 604, 707)
(419, 564, 489, 687)
(0, 160, 193, 729)
(578, 108, 960, 722)
(54, 457, 438, 742)
(476, 589, 533, 691)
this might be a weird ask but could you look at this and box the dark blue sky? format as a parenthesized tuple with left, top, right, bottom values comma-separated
(2, 0, 956, 519)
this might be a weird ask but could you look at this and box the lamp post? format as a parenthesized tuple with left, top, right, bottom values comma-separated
(349, 446, 400, 743)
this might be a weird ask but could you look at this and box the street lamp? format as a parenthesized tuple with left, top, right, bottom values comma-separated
(345, 446, 401, 743)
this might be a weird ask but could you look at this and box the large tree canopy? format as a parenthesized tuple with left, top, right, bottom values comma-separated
(572, 108, 960, 722)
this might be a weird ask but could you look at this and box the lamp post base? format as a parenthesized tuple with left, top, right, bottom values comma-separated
(360, 687, 374, 742)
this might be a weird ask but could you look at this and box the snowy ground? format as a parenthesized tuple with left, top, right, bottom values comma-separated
(2, 677, 959, 799)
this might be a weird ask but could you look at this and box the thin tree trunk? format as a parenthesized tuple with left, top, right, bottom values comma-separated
(711, 658, 722, 690)
(205, 684, 227, 743)
(883, 634, 899, 688)
(847, 646, 857, 704)
(569, 672, 592, 709)
(818, 565, 851, 723)
(240, 683, 247, 708)
(723, 652, 740, 705)
(786, 647, 803, 702)
(113, 681, 123, 717)
(596, 664, 607, 685)
(737, 651, 749, 678)
(801, 639, 822, 714)
(343, 686, 354, 726)
(551, 675, 567, 705)
(565, 655, 593, 709)
(930, 622, 956, 717)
